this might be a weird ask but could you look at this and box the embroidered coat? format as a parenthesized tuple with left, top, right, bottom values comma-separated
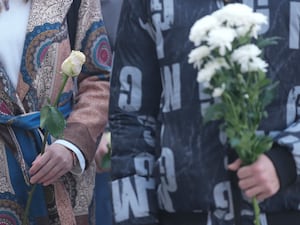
(0, 0, 111, 224)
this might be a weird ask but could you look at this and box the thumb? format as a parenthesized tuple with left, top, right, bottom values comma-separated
(227, 158, 242, 171)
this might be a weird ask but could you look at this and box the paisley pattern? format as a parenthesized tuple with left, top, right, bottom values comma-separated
(0, 63, 19, 115)
(0, 199, 24, 225)
(21, 23, 64, 82)
(20, 22, 67, 111)
(81, 21, 112, 79)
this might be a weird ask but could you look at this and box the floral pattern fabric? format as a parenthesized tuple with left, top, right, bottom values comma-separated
(0, 0, 111, 224)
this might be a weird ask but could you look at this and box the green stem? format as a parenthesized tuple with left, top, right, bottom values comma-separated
(223, 92, 239, 123)
(40, 130, 49, 155)
(53, 73, 69, 107)
(22, 74, 68, 223)
(252, 197, 261, 225)
(22, 130, 49, 225)
(21, 185, 36, 225)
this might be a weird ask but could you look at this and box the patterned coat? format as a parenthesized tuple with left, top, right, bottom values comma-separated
(0, 0, 111, 224)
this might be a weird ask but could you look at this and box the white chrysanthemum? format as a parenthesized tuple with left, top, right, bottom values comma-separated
(188, 45, 211, 69)
(189, 15, 220, 46)
(212, 83, 226, 97)
(245, 57, 268, 72)
(235, 13, 267, 38)
(231, 44, 268, 72)
(212, 3, 267, 38)
(207, 27, 236, 56)
(231, 44, 261, 61)
(197, 58, 228, 83)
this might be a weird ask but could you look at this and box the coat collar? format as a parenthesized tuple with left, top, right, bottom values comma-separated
(16, 0, 73, 103)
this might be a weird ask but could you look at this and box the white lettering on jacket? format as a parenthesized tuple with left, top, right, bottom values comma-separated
(162, 63, 181, 113)
(112, 153, 155, 222)
(118, 66, 142, 111)
(157, 147, 177, 212)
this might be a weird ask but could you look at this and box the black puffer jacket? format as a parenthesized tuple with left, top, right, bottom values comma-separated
(109, 1, 300, 224)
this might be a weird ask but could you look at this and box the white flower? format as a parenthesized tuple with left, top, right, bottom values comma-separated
(188, 45, 211, 69)
(197, 66, 215, 83)
(207, 27, 236, 56)
(213, 3, 252, 24)
(197, 58, 228, 83)
(189, 15, 220, 46)
(235, 12, 267, 38)
(212, 3, 267, 38)
(61, 50, 86, 77)
(246, 57, 268, 73)
(231, 44, 268, 72)
(212, 83, 226, 97)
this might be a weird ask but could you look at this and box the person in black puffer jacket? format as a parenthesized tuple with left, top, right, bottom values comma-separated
(109, 0, 300, 224)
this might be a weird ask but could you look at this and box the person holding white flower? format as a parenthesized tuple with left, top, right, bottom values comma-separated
(0, 0, 111, 224)
(109, 1, 300, 225)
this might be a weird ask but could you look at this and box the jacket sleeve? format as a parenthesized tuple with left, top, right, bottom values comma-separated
(266, 120, 300, 190)
(63, 0, 112, 167)
(109, 1, 162, 224)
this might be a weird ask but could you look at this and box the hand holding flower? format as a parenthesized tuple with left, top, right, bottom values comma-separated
(228, 155, 280, 201)
(22, 50, 86, 224)
(29, 143, 74, 186)
(30, 50, 86, 185)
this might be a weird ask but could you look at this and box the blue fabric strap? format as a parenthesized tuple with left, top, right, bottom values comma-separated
(0, 99, 72, 129)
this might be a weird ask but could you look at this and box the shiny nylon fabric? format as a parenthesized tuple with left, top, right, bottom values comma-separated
(110, 0, 300, 225)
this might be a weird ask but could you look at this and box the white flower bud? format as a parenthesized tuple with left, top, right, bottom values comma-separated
(61, 50, 86, 77)
(212, 83, 226, 98)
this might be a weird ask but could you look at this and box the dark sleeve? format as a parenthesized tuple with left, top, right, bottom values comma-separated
(109, 0, 162, 224)
(265, 143, 297, 190)
(265, 119, 300, 191)
(67, 0, 81, 50)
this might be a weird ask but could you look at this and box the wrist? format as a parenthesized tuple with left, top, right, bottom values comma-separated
(70, 150, 78, 168)
(54, 139, 85, 175)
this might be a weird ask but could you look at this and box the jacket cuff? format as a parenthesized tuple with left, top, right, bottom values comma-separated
(54, 139, 86, 174)
(265, 143, 297, 190)
(63, 122, 96, 168)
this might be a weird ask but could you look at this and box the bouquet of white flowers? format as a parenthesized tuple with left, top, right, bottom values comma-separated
(188, 3, 278, 225)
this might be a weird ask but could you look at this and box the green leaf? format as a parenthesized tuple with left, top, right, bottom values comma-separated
(101, 152, 111, 169)
(253, 135, 273, 155)
(40, 105, 66, 138)
(101, 143, 111, 169)
(261, 81, 279, 108)
(203, 103, 225, 124)
(229, 137, 240, 148)
(256, 36, 281, 49)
